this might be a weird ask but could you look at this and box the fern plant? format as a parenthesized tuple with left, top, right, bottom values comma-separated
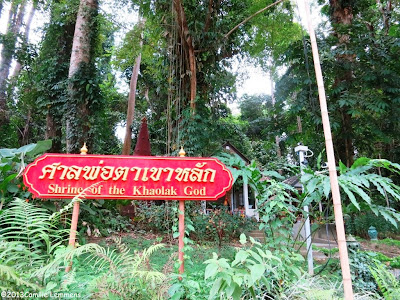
(0, 198, 69, 270)
(38, 237, 169, 299)
(369, 262, 400, 300)
(0, 197, 73, 290)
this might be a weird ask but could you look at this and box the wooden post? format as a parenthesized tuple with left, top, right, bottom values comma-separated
(301, 1, 354, 298)
(65, 143, 87, 272)
(243, 182, 250, 217)
(178, 147, 186, 275)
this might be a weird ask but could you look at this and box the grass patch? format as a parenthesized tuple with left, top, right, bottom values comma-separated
(375, 238, 400, 249)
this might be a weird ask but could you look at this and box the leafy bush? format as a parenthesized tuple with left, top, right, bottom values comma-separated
(191, 207, 256, 246)
(345, 212, 400, 238)
(370, 262, 400, 299)
(203, 234, 304, 299)
(133, 201, 176, 234)
(302, 157, 400, 229)
(347, 250, 380, 292)
(0, 197, 72, 290)
(132, 200, 256, 245)
(78, 200, 134, 239)
(0, 140, 52, 206)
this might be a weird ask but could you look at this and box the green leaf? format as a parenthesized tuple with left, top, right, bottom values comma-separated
(351, 157, 370, 169)
(339, 161, 348, 174)
(0, 149, 17, 158)
(27, 140, 52, 157)
(15, 144, 36, 155)
(340, 183, 360, 210)
(323, 176, 331, 198)
(7, 183, 19, 193)
(306, 177, 319, 194)
(239, 233, 247, 245)
(0, 173, 17, 192)
(379, 209, 399, 228)
(232, 250, 249, 266)
(205, 263, 219, 280)
(209, 277, 224, 300)
(231, 284, 242, 300)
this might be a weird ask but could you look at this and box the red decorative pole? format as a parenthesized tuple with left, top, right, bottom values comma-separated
(178, 147, 186, 276)
(133, 117, 151, 156)
(66, 143, 87, 272)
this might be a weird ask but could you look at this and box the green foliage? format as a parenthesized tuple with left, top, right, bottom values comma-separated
(78, 200, 133, 239)
(368, 251, 400, 269)
(369, 262, 400, 299)
(301, 157, 400, 228)
(312, 245, 339, 257)
(0, 198, 69, 270)
(376, 238, 400, 249)
(192, 208, 256, 247)
(0, 140, 52, 204)
(72, 238, 168, 299)
(275, 1, 400, 166)
(0, 195, 75, 291)
(345, 212, 400, 238)
(347, 250, 380, 292)
(203, 234, 303, 299)
(132, 201, 176, 235)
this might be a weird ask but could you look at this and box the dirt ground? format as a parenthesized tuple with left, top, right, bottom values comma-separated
(360, 240, 400, 258)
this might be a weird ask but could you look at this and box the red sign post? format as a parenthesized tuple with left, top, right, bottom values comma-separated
(23, 154, 233, 201)
(23, 150, 233, 274)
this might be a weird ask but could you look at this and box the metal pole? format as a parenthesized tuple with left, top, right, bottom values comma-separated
(295, 144, 313, 275)
(301, 1, 354, 298)
(178, 147, 186, 276)
(66, 143, 87, 272)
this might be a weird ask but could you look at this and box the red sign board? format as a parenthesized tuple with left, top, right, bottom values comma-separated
(23, 154, 233, 201)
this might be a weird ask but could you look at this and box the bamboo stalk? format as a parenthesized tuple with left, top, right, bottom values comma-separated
(301, 1, 354, 298)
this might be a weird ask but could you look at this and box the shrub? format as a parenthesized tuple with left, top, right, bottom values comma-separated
(345, 212, 400, 238)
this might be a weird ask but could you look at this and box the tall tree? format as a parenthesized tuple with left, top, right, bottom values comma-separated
(329, 0, 355, 167)
(0, 0, 26, 126)
(66, 0, 100, 153)
(122, 18, 144, 155)
(275, 0, 400, 165)
(38, 0, 78, 152)
(12, 0, 36, 78)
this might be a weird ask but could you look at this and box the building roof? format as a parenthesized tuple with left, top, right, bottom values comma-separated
(222, 141, 251, 164)
(283, 175, 303, 189)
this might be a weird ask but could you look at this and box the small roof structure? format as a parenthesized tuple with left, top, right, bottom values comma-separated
(284, 175, 302, 190)
(222, 141, 250, 165)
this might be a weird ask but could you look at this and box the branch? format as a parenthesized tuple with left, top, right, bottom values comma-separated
(224, 0, 285, 39)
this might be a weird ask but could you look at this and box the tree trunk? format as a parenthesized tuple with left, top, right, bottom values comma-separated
(173, 0, 196, 112)
(122, 53, 141, 155)
(66, 0, 98, 153)
(270, 79, 281, 158)
(0, 0, 26, 125)
(12, 2, 36, 78)
(40, 0, 76, 153)
(46, 110, 63, 152)
(329, 0, 355, 167)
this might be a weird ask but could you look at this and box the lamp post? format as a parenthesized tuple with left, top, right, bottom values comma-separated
(295, 143, 314, 275)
